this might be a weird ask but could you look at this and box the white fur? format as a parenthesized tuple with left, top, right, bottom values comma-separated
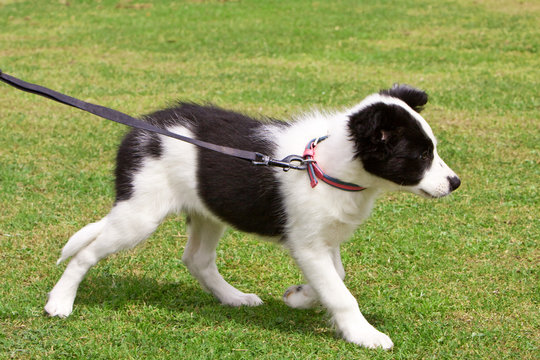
(268, 102, 395, 348)
(45, 94, 458, 350)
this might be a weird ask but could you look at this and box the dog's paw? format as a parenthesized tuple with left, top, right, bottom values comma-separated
(44, 294, 75, 318)
(220, 293, 263, 307)
(283, 284, 318, 309)
(343, 326, 394, 350)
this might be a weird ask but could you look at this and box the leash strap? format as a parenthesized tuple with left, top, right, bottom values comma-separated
(0, 69, 271, 165)
(1, 69, 367, 190)
(303, 137, 366, 192)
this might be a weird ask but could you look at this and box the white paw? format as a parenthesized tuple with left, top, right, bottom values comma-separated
(343, 325, 394, 350)
(44, 292, 75, 318)
(283, 284, 318, 309)
(220, 293, 263, 307)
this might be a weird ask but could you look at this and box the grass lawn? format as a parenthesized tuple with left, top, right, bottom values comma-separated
(0, 0, 538, 358)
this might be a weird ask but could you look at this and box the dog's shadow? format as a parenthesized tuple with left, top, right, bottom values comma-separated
(75, 273, 336, 338)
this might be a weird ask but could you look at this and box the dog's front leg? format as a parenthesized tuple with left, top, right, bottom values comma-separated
(289, 243, 393, 350)
(284, 246, 344, 309)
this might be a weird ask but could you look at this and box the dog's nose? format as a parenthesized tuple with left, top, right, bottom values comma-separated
(448, 176, 461, 192)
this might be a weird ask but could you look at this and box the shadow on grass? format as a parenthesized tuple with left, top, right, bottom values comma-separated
(74, 273, 390, 338)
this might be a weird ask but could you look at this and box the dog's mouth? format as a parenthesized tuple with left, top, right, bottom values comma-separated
(419, 189, 443, 199)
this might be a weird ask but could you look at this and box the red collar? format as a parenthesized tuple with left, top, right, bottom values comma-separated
(303, 136, 366, 192)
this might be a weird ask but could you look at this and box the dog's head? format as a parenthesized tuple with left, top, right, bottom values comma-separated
(348, 84, 460, 198)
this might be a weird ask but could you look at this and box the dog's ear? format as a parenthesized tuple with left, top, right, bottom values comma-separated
(379, 84, 428, 113)
(349, 103, 398, 151)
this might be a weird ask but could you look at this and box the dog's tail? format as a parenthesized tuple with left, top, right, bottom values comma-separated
(57, 218, 107, 265)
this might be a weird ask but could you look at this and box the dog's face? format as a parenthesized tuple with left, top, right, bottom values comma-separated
(348, 85, 460, 198)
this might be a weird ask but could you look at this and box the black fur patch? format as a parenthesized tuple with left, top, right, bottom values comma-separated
(379, 84, 428, 113)
(179, 103, 289, 236)
(348, 102, 434, 186)
(114, 103, 289, 236)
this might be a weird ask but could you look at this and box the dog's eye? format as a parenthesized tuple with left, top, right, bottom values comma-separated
(419, 151, 430, 160)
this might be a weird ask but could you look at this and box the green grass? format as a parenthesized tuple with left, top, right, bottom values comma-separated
(0, 0, 538, 358)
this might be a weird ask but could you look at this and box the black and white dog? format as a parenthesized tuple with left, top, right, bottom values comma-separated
(44, 85, 460, 349)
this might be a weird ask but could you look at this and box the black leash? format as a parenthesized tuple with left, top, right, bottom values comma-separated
(0, 69, 306, 171)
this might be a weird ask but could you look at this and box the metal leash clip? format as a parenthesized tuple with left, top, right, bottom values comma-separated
(270, 154, 309, 171)
(252, 153, 308, 171)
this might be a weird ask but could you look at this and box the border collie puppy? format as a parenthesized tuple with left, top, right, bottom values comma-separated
(44, 85, 460, 349)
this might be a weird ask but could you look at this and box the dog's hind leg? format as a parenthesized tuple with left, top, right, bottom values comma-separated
(182, 214, 263, 306)
(44, 200, 168, 318)
(283, 246, 344, 309)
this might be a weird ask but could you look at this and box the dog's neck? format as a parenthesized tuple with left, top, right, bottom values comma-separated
(313, 114, 378, 190)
